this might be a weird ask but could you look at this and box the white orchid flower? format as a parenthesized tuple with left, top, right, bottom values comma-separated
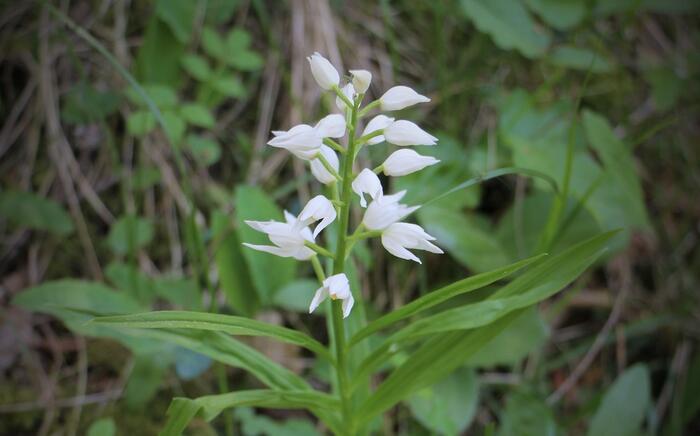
(381, 222, 443, 264)
(267, 124, 322, 160)
(383, 120, 438, 146)
(314, 114, 346, 138)
(380, 85, 430, 111)
(243, 211, 315, 260)
(310, 145, 340, 185)
(361, 115, 394, 145)
(362, 190, 419, 231)
(307, 52, 340, 90)
(309, 273, 354, 318)
(335, 83, 356, 112)
(352, 168, 383, 208)
(297, 195, 337, 239)
(349, 69, 372, 93)
(381, 149, 440, 176)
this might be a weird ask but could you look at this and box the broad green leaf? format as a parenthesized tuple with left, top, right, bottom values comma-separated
(409, 367, 479, 435)
(644, 66, 683, 111)
(201, 27, 225, 60)
(105, 261, 155, 305)
(587, 364, 651, 436)
(155, 0, 196, 43)
(126, 110, 156, 136)
(235, 186, 296, 303)
(152, 276, 202, 310)
(135, 18, 185, 87)
(124, 352, 172, 408)
(125, 84, 178, 108)
(61, 83, 120, 124)
(460, 0, 550, 58)
(140, 329, 309, 391)
(273, 279, 318, 313)
(211, 74, 246, 97)
(350, 254, 545, 345)
(205, 0, 239, 25)
(186, 134, 221, 166)
(357, 313, 520, 424)
(107, 215, 154, 255)
(212, 211, 258, 315)
(226, 28, 252, 51)
(0, 190, 73, 236)
(179, 103, 215, 128)
(162, 110, 186, 144)
(180, 54, 211, 81)
(132, 166, 162, 190)
(93, 310, 333, 361)
(160, 390, 338, 436)
(498, 388, 557, 436)
(234, 407, 320, 436)
(523, 0, 585, 30)
(228, 50, 264, 72)
(466, 308, 549, 366)
(87, 418, 116, 436)
(548, 46, 615, 73)
(418, 206, 510, 273)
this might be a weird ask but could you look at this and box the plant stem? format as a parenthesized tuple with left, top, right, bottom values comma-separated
(329, 95, 360, 434)
(305, 241, 335, 259)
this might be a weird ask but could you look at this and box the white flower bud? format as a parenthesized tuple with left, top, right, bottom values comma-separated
(307, 52, 340, 90)
(352, 168, 383, 208)
(382, 149, 440, 176)
(243, 212, 315, 260)
(335, 83, 356, 112)
(309, 273, 354, 318)
(267, 124, 322, 160)
(384, 120, 438, 146)
(349, 69, 372, 93)
(380, 85, 430, 111)
(361, 115, 394, 145)
(314, 114, 346, 139)
(310, 145, 339, 185)
(298, 195, 337, 238)
(362, 190, 419, 231)
(381, 222, 443, 264)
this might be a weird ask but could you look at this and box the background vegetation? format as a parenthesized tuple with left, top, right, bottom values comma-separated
(1, 0, 699, 434)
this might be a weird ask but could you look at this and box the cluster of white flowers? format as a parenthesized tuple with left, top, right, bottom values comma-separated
(243, 52, 443, 318)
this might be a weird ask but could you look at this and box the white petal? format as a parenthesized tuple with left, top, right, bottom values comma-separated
(382, 149, 440, 176)
(242, 243, 292, 258)
(324, 273, 350, 298)
(267, 128, 323, 160)
(335, 83, 356, 112)
(310, 145, 339, 185)
(342, 293, 354, 318)
(349, 69, 372, 93)
(380, 237, 422, 263)
(307, 52, 339, 90)
(298, 195, 337, 238)
(314, 114, 346, 138)
(380, 85, 430, 111)
(309, 286, 329, 314)
(352, 168, 383, 208)
(383, 120, 438, 146)
(361, 115, 394, 145)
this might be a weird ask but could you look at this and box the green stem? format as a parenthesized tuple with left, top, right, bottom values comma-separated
(310, 255, 326, 283)
(305, 241, 335, 259)
(323, 138, 346, 154)
(358, 99, 380, 117)
(329, 95, 360, 434)
(356, 129, 383, 145)
(332, 84, 354, 109)
(316, 153, 342, 181)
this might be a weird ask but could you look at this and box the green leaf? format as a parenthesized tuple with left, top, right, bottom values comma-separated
(162, 111, 186, 144)
(350, 254, 545, 345)
(644, 66, 683, 111)
(460, 0, 550, 58)
(155, 0, 196, 43)
(523, 0, 586, 30)
(587, 364, 651, 436)
(201, 27, 225, 60)
(418, 206, 510, 273)
(135, 18, 185, 87)
(186, 134, 221, 166)
(125, 84, 178, 108)
(153, 277, 202, 310)
(179, 103, 215, 128)
(61, 83, 120, 124)
(93, 310, 333, 361)
(408, 367, 479, 435)
(87, 418, 116, 436)
(466, 308, 549, 366)
(0, 190, 73, 236)
(126, 111, 156, 136)
(124, 352, 172, 408)
(212, 211, 258, 315)
(107, 215, 154, 255)
(273, 279, 318, 313)
(225, 28, 251, 51)
(228, 50, 264, 72)
(160, 390, 338, 436)
(211, 74, 246, 97)
(548, 46, 615, 73)
(235, 186, 296, 303)
(498, 388, 557, 436)
(180, 54, 212, 81)
(132, 166, 162, 190)
(105, 261, 155, 305)
(234, 407, 320, 436)
(204, 0, 239, 25)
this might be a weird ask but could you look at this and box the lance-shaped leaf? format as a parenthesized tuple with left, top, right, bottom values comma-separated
(349, 253, 546, 346)
(93, 311, 333, 362)
(160, 390, 340, 436)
